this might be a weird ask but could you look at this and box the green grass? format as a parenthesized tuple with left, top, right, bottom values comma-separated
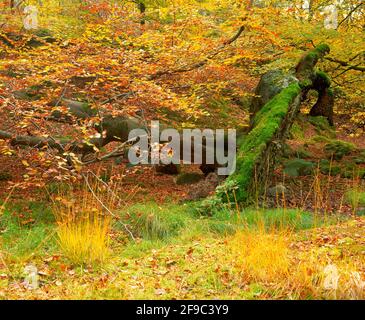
(210, 207, 341, 232)
(116, 202, 340, 254)
(1, 200, 344, 264)
(0, 198, 358, 300)
(241, 209, 334, 231)
(119, 203, 195, 240)
(345, 189, 365, 213)
(0, 202, 56, 261)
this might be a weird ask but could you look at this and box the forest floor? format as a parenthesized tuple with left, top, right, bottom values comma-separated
(0, 109, 364, 300)
(0, 202, 364, 300)
(0, 31, 365, 300)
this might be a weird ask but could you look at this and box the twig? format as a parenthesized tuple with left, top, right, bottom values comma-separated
(81, 135, 144, 165)
(337, 3, 364, 29)
(83, 174, 135, 241)
(148, 25, 246, 80)
(326, 57, 365, 72)
(100, 91, 135, 105)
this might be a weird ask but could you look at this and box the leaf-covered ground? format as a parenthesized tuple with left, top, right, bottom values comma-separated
(0, 202, 364, 300)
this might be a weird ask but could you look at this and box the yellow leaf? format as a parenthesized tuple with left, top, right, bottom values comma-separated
(22, 160, 30, 167)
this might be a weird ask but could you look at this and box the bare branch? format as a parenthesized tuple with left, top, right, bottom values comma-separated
(337, 3, 364, 29)
(148, 25, 245, 80)
(82, 174, 136, 241)
(326, 57, 365, 72)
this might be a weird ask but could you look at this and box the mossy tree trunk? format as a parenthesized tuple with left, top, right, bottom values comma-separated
(309, 87, 334, 126)
(214, 44, 332, 206)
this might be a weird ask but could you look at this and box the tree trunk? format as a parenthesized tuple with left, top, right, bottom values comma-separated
(310, 88, 334, 126)
(211, 44, 332, 207)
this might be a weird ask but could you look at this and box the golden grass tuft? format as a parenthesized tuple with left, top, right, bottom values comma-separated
(56, 208, 111, 266)
(231, 225, 291, 283)
(52, 176, 119, 266)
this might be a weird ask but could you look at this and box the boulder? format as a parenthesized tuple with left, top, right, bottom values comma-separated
(249, 69, 299, 125)
(283, 159, 315, 177)
(268, 184, 288, 197)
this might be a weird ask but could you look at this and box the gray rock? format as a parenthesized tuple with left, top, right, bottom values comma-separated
(250, 69, 299, 124)
(23, 265, 39, 290)
(268, 184, 288, 197)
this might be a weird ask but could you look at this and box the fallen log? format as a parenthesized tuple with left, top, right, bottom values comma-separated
(207, 44, 332, 207)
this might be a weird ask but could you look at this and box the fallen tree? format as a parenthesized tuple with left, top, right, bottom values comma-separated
(206, 44, 333, 208)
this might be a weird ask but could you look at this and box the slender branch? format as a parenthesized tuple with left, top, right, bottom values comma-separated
(326, 57, 365, 72)
(81, 135, 144, 165)
(83, 174, 135, 241)
(148, 25, 245, 80)
(337, 3, 364, 29)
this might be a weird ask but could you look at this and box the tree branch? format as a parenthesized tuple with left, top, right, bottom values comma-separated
(326, 57, 365, 72)
(148, 25, 245, 80)
(337, 3, 364, 29)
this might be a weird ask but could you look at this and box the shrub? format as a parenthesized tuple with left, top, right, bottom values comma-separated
(345, 189, 365, 213)
(324, 140, 355, 160)
(56, 209, 111, 266)
(283, 159, 315, 177)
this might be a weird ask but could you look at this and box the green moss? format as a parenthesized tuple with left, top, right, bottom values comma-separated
(284, 159, 315, 177)
(299, 79, 313, 89)
(325, 140, 356, 160)
(297, 44, 330, 81)
(315, 43, 331, 55)
(222, 83, 301, 203)
(175, 173, 204, 185)
(290, 122, 305, 140)
(315, 70, 331, 88)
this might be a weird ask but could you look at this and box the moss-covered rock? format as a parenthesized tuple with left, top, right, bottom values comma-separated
(155, 164, 181, 175)
(319, 159, 341, 176)
(324, 140, 356, 160)
(175, 173, 204, 185)
(284, 159, 315, 177)
(13, 88, 42, 101)
(13, 81, 55, 101)
(33, 29, 53, 38)
(249, 69, 299, 124)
